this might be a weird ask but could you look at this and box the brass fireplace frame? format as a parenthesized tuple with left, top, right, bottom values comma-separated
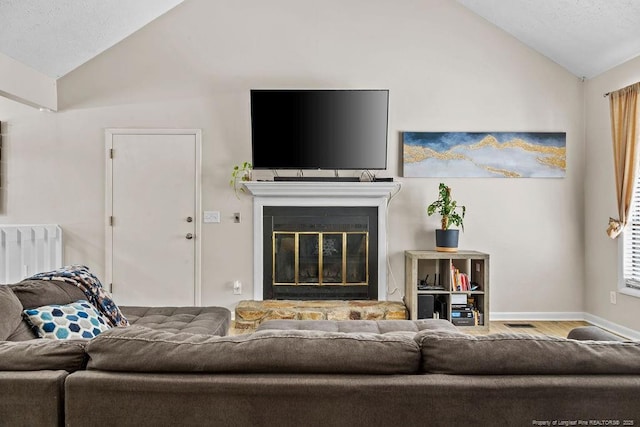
(272, 231, 369, 286)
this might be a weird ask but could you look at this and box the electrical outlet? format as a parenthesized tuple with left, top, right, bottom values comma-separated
(610, 291, 617, 305)
(204, 211, 220, 223)
(233, 280, 242, 295)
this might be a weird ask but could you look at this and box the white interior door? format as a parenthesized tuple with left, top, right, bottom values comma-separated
(106, 129, 201, 306)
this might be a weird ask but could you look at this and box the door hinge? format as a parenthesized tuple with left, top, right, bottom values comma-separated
(110, 148, 114, 159)
(109, 216, 114, 226)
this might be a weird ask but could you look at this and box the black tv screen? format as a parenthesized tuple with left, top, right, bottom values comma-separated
(251, 89, 389, 170)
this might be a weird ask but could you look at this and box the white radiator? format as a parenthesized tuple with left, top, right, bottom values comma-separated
(0, 224, 63, 283)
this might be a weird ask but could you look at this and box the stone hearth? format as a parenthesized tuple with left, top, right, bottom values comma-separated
(235, 300, 408, 330)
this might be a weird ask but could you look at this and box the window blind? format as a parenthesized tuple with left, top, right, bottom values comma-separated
(624, 182, 640, 290)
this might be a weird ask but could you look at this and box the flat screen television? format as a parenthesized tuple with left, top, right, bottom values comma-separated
(250, 89, 389, 170)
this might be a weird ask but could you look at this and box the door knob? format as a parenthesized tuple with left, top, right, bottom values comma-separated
(186, 216, 193, 222)
(186, 233, 194, 240)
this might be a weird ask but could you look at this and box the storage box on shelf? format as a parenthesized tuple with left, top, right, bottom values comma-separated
(404, 250, 489, 331)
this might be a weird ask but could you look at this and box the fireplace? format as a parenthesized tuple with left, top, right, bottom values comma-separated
(263, 206, 378, 300)
(245, 181, 400, 301)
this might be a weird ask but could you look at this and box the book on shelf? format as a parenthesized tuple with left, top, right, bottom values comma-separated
(449, 261, 471, 291)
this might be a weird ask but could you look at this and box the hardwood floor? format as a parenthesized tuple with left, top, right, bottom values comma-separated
(230, 320, 594, 338)
(465, 320, 592, 338)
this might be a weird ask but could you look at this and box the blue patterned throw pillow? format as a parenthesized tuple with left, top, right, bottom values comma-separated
(23, 300, 111, 339)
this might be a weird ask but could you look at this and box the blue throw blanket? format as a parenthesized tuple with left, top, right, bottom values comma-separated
(27, 265, 129, 327)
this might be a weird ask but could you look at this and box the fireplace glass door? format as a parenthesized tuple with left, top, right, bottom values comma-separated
(264, 205, 378, 300)
(273, 231, 368, 286)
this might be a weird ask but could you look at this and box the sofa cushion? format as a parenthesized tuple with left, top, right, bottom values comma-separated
(257, 318, 457, 334)
(5, 321, 38, 341)
(567, 326, 625, 341)
(416, 330, 640, 375)
(9, 279, 86, 310)
(0, 370, 69, 426)
(23, 300, 111, 340)
(87, 326, 420, 374)
(0, 339, 87, 372)
(0, 285, 23, 341)
(121, 306, 231, 336)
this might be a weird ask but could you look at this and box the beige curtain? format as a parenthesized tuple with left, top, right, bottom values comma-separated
(607, 82, 640, 238)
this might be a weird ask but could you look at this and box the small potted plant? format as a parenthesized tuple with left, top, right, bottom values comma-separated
(229, 161, 252, 198)
(427, 183, 466, 252)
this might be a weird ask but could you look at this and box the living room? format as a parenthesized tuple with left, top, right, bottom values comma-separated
(0, 0, 639, 340)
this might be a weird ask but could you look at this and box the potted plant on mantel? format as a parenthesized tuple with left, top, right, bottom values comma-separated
(229, 161, 253, 198)
(427, 182, 466, 252)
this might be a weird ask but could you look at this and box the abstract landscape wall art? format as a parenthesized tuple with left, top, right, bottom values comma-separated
(402, 132, 566, 178)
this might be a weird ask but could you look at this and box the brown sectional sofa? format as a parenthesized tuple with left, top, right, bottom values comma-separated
(2, 280, 640, 426)
(0, 281, 231, 426)
(62, 320, 640, 427)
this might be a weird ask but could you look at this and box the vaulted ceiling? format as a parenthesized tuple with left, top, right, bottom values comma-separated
(1, 0, 639, 109)
(456, 0, 640, 78)
(0, 0, 184, 79)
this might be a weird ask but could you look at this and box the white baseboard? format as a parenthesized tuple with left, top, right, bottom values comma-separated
(582, 313, 640, 340)
(492, 311, 640, 340)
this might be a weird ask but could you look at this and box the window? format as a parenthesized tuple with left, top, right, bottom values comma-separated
(623, 181, 640, 291)
(611, 81, 640, 295)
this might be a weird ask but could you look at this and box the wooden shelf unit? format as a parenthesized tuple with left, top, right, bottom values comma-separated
(404, 250, 489, 331)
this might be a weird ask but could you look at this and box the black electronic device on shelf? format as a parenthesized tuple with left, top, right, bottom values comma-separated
(418, 294, 435, 319)
(273, 176, 361, 182)
(418, 273, 444, 291)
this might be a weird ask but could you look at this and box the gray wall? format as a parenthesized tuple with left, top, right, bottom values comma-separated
(0, 0, 586, 318)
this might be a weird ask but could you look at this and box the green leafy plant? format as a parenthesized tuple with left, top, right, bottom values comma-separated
(427, 183, 466, 231)
(229, 161, 252, 198)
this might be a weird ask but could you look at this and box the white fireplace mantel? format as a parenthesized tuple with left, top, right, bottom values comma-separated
(244, 181, 401, 301)
(244, 181, 400, 198)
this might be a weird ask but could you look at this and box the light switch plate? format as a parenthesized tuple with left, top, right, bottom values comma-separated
(204, 211, 220, 223)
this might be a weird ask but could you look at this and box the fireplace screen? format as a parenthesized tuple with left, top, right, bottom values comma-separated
(263, 206, 378, 300)
(273, 232, 368, 286)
